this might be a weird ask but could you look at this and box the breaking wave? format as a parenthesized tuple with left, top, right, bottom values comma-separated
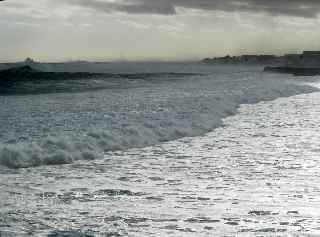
(0, 65, 318, 168)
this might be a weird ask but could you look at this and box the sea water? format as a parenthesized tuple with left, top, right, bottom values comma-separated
(0, 63, 319, 236)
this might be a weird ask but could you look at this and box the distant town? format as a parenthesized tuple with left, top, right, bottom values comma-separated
(202, 51, 320, 68)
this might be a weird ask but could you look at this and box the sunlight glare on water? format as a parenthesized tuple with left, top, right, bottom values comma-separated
(1, 90, 320, 236)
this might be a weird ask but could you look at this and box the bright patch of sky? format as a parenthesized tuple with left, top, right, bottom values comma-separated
(1, 0, 320, 62)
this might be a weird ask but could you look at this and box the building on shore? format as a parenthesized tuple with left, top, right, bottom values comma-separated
(202, 54, 279, 65)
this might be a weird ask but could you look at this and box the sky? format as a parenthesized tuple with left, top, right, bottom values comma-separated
(1, 0, 320, 62)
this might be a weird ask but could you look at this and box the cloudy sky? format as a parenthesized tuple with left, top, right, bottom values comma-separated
(1, 0, 320, 62)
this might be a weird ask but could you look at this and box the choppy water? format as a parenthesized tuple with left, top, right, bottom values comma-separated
(0, 63, 316, 168)
(1, 63, 320, 236)
(1, 90, 320, 236)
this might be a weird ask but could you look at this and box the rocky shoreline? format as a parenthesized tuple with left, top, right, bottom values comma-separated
(264, 66, 320, 76)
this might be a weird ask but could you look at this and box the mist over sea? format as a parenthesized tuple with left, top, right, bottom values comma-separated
(1, 62, 320, 236)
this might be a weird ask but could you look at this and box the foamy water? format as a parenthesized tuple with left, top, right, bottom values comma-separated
(0, 63, 320, 236)
(0, 64, 316, 168)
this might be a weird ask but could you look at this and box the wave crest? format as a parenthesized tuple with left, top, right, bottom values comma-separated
(0, 73, 317, 169)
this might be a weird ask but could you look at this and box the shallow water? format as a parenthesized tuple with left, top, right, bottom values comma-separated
(1, 90, 320, 236)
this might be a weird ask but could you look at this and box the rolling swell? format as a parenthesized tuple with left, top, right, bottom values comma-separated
(0, 66, 200, 81)
(0, 66, 318, 169)
(0, 66, 201, 95)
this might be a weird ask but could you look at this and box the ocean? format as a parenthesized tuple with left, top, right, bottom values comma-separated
(0, 63, 319, 236)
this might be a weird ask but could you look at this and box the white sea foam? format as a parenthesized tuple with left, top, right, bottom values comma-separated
(0, 64, 317, 168)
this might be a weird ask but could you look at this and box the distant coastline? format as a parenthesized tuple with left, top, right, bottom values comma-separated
(201, 51, 320, 68)
(202, 51, 320, 76)
(1, 52, 320, 77)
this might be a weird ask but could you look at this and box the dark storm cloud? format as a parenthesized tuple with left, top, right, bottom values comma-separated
(61, 0, 320, 18)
